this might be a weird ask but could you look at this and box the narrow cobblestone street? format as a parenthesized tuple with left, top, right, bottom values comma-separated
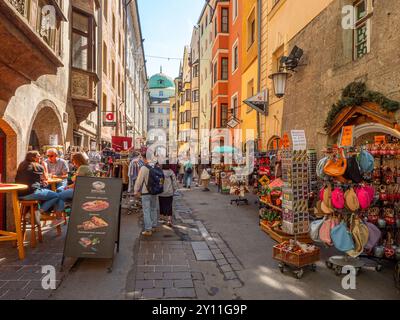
(44, 185, 400, 300)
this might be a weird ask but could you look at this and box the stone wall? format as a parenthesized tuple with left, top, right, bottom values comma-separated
(282, 0, 400, 151)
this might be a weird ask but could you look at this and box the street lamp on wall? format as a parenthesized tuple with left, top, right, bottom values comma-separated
(269, 71, 291, 98)
(268, 45, 304, 98)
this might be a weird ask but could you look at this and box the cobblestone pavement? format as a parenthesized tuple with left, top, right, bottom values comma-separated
(132, 191, 244, 300)
(0, 226, 74, 300)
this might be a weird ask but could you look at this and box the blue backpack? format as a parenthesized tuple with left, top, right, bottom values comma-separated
(146, 165, 165, 195)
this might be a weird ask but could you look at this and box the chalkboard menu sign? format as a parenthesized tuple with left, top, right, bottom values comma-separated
(63, 177, 123, 260)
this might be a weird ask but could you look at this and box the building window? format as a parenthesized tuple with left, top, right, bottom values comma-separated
(248, 10, 256, 49)
(232, 95, 238, 118)
(193, 64, 199, 78)
(221, 58, 228, 80)
(233, 0, 238, 21)
(186, 90, 191, 102)
(112, 60, 115, 88)
(103, 42, 108, 75)
(221, 8, 229, 33)
(213, 62, 218, 84)
(232, 42, 239, 72)
(221, 104, 228, 128)
(192, 117, 199, 129)
(102, 93, 107, 112)
(150, 107, 155, 113)
(185, 110, 191, 123)
(158, 108, 163, 114)
(158, 119, 163, 127)
(213, 106, 217, 128)
(112, 14, 116, 42)
(72, 11, 95, 72)
(247, 79, 254, 112)
(103, 0, 108, 21)
(354, 0, 373, 60)
(159, 91, 164, 97)
(192, 90, 199, 102)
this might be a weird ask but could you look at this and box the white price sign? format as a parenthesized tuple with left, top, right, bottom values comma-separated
(291, 130, 307, 151)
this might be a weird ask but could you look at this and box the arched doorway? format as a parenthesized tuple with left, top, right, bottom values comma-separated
(0, 118, 18, 230)
(28, 101, 64, 152)
(0, 129, 6, 229)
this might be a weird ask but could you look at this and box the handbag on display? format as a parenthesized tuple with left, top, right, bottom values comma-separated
(310, 217, 326, 242)
(316, 157, 329, 179)
(343, 156, 362, 184)
(356, 186, 372, 210)
(359, 149, 374, 173)
(347, 215, 369, 258)
(324, 150, 347, 177)
(344, 188, 360, 212)
(319, 216, 339, 246)
(331, 187, 345, 209)
(331, 221, 355, 252)
(364, 222, 382, 251)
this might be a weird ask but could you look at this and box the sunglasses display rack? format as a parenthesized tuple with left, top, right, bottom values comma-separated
(307, 149, 318, 195)
(281, 150, 310, 235)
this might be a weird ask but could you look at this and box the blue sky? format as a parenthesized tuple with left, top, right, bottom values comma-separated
(138, 0, 205, 79)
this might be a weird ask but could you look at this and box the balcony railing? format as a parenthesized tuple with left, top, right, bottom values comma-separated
(8, 0, 26, 16)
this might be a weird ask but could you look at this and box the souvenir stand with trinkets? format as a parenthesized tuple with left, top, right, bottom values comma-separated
(322, 82, 400, 286)
(272, 132, 320, 279)
(314, 133, 399, 278)
(273, 150, 320, 279)
(229, 172, 250, 206)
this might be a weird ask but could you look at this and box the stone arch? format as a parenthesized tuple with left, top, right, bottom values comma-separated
(267, 135, 281, 150)
(26, 100, 65, 151)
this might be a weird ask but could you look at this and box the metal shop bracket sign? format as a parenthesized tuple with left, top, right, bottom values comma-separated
(62, 176, 123, 272)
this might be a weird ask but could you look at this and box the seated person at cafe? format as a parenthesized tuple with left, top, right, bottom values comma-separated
(57, 152, 93, 212)
(45, 148, 69, 191)
(15, 151, 60, 222)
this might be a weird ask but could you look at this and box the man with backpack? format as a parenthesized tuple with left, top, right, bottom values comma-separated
(134, 156, 165, 236)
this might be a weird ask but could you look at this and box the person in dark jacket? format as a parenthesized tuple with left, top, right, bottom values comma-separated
(16, 151, 60, 222)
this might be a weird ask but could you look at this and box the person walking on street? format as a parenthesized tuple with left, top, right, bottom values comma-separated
(159, 162, 178, 226)
(201, 166, 211, 191)
(178, 162, 185, 184)
(183, 159, 193, 189)
(134, 156, 164, 236)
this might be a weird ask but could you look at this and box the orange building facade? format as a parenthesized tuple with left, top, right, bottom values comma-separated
(211, 0, 243, 148)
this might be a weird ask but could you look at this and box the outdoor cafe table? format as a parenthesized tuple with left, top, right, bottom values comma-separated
(47, 177, 62, 191)
(0, 183, 28, 260)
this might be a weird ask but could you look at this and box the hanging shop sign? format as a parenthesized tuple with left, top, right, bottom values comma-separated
(339, 125, 354, 147)
(374, 135, 387, 145)
(243, 90, 269, 115)
(63, 177, 123, 261)
(112, 136, 133, 152)
(291, 130, 307, 151)
(103, 112, 117, 127)
(227, 117, 241, 128)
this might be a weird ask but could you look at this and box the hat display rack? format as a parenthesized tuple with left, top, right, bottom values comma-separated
(316, 142, 400, 277)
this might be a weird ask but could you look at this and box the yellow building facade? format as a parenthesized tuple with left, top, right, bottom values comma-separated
(259, 0, 334, 151)
(178, 47, 192, 156)
(241, 0, 259, 149)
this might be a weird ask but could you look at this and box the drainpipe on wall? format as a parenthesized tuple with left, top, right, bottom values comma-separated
(256, 0, 262, 152)
(97, 3, 103, 150)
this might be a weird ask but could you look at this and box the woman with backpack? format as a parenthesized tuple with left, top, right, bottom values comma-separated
(159, 162, 178, 226)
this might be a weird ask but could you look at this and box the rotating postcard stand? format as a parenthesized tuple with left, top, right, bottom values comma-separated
(61, 177, 123, 273)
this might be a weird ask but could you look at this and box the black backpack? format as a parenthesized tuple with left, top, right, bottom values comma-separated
(186, 166, 193, 174)
(146, 165, 165, 195)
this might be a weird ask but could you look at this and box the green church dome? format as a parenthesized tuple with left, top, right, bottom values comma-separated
(148, 72, 175, 89)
